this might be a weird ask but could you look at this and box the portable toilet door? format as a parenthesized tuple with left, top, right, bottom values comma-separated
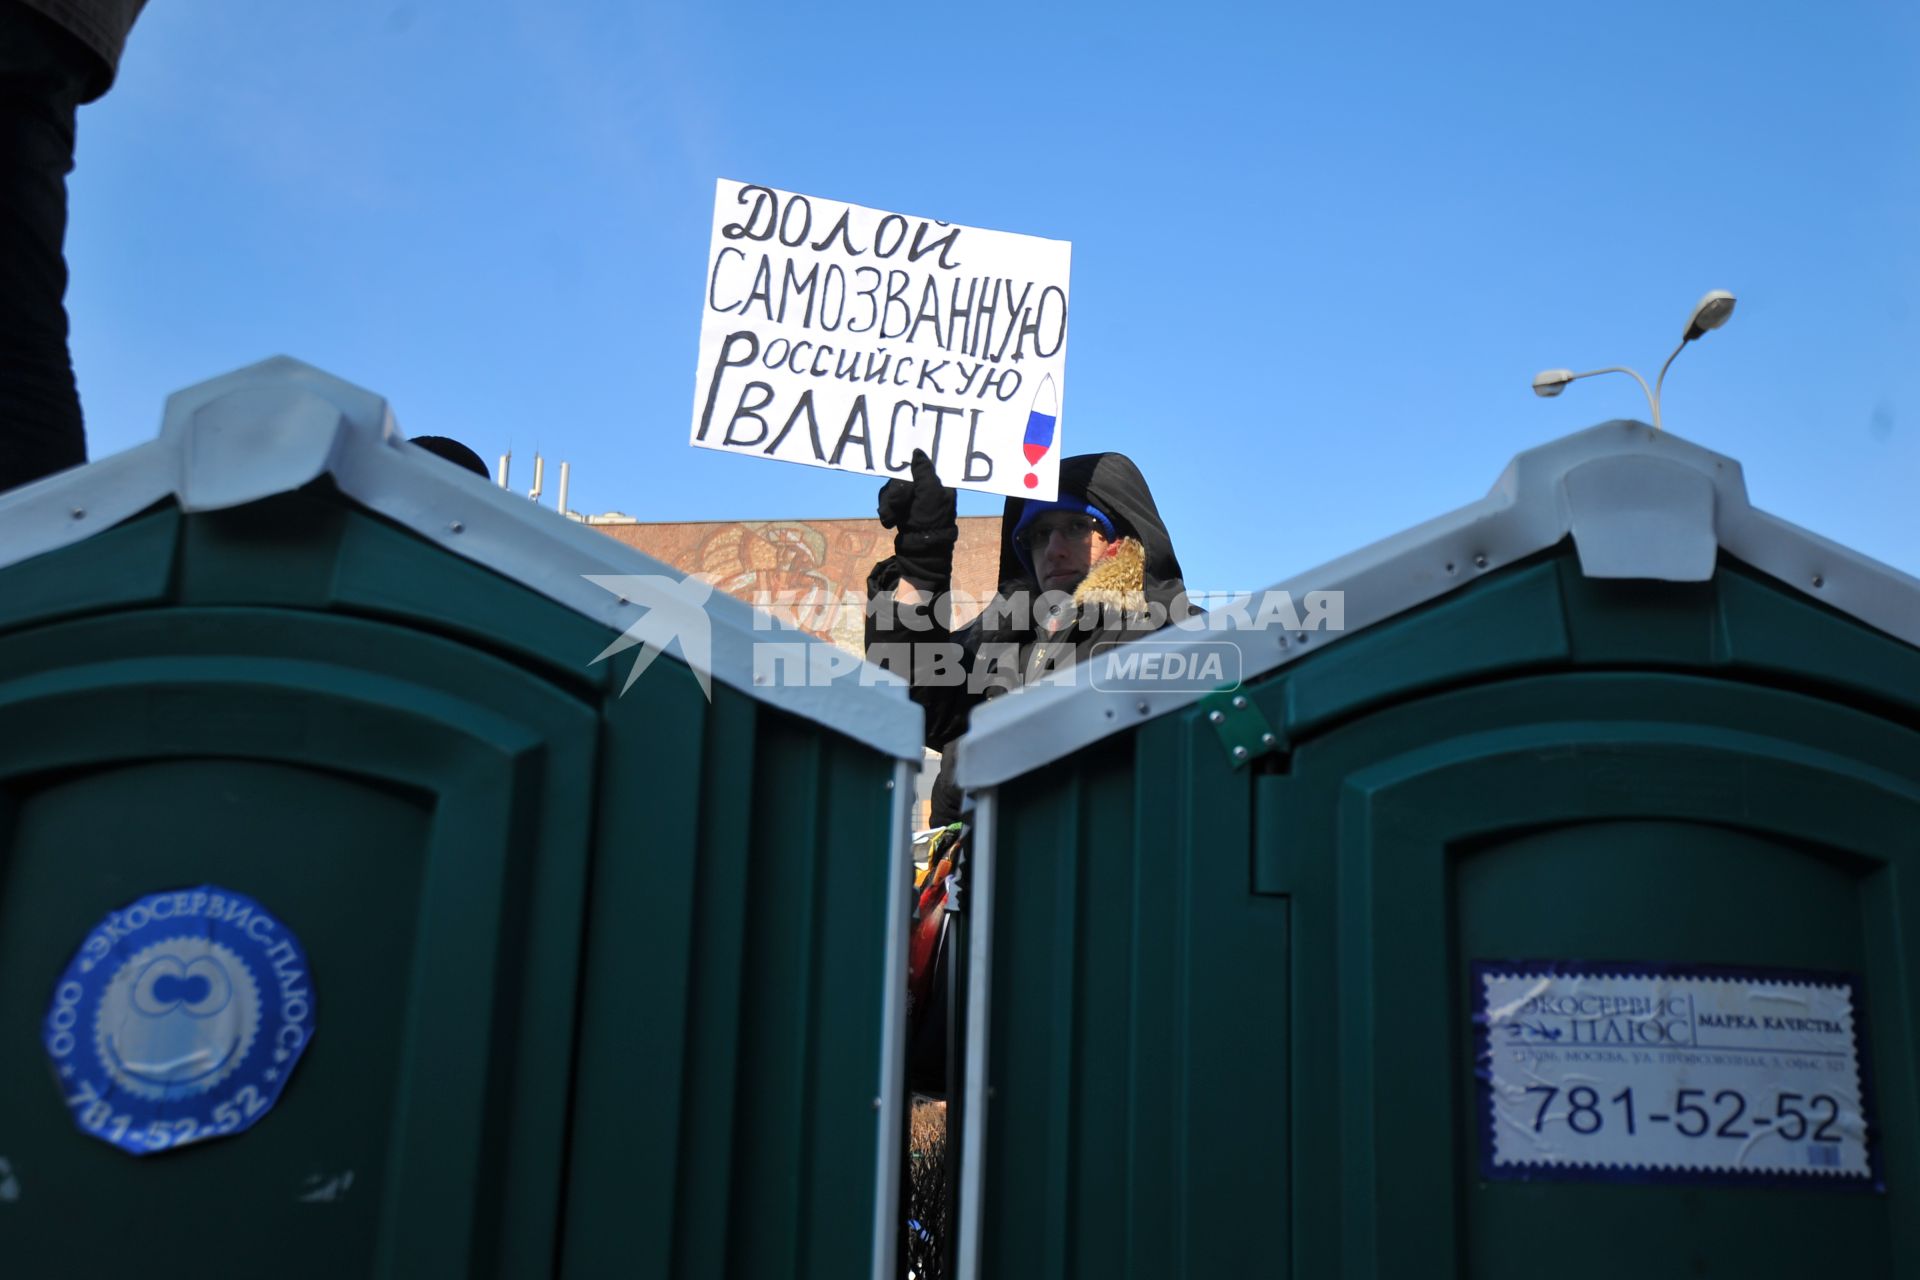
(0, 358, 922, 1280)
(950, 422, 1920, 1280)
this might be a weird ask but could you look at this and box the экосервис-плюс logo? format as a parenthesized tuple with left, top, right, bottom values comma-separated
(43, 886, 315, 1155)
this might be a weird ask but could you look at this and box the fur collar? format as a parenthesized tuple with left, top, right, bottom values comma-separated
(1072, 536, 1148, 614)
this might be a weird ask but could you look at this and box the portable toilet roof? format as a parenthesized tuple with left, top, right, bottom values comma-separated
(956, 419, 1920, 789)
(0, 355, 924, 763)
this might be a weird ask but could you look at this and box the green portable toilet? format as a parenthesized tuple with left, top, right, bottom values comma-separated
(0, 358, 920, 1280)
(949, 422, 1920, 1279)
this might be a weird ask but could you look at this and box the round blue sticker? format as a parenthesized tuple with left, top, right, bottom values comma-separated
(42, 885, 316, 1156)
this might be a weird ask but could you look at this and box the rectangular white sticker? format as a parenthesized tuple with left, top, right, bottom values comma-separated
(1476, 962, 1877, 1186)
(691, 179, 1072, 500)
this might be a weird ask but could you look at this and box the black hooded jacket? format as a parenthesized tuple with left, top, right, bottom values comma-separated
(866, 452, 1190, 824)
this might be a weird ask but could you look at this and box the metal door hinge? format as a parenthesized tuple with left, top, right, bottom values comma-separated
(1198, 687, 1284, 768)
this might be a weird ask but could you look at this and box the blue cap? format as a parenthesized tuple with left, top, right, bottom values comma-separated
(1011, 497, 1117, 579)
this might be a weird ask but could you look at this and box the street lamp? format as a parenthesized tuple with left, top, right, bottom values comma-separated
(1531, 290, 1736, 433)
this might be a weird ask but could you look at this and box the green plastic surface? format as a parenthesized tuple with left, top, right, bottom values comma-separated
(976, 547, 1920, 1278)
(0, 491, 904, 1279)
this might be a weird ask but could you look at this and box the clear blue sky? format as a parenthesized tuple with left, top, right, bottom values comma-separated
(65, 1, 1918, 593)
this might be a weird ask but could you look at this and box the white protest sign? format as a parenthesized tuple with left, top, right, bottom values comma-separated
(690, 179, 1070, 500)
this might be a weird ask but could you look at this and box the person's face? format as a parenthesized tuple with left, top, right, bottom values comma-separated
(1019, 512, 1112, 592)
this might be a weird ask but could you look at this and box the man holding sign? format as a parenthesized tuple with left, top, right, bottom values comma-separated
(866, 448, 1193, 827)
(688, 178, 1193, 820)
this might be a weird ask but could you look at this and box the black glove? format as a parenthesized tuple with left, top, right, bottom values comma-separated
(876, 449, 957, 585)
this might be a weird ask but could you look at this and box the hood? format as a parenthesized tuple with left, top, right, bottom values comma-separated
(995, 452, 1189, 607)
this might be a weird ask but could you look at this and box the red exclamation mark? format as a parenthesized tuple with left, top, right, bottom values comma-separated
(1022, 374, 1058, 490)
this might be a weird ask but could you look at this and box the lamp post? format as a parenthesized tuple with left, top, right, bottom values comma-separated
(1531, 290, 1736, 433)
